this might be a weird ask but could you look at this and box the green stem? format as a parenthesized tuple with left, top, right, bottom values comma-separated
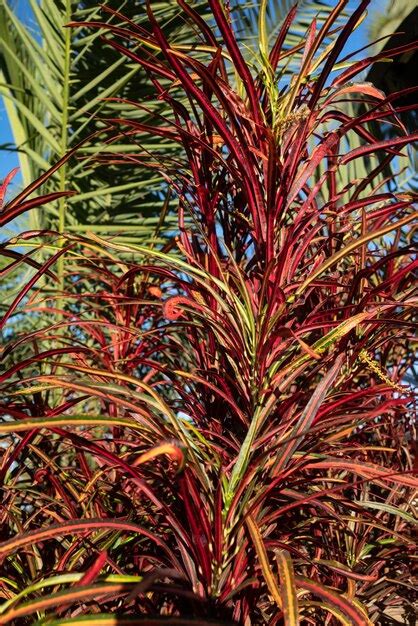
(57, 0, 71, 295)
(226, 405, 262, 508)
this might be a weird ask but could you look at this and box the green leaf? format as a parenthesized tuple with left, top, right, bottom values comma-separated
(355, 500, 417, 525)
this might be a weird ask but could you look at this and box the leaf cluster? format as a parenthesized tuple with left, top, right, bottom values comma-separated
(0, 1, 417, 624)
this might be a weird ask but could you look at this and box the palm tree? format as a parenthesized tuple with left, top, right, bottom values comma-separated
(0, 0, 191, 238)
(0, 0, 350, 236)
(367, 0, 418, 190)
(368, 0, 416, 50)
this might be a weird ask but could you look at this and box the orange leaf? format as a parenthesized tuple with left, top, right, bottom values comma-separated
(132, 442, 185, 471)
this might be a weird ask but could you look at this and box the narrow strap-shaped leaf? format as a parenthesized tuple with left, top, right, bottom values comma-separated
(0, 248, 56, 279)
(0, 167, 19, 208)
(34, 615, 231, 625)
(75, 551, 108, 587)
(296, 576, 372, 625)
(0, 518, 173, 561)
(341, 132, 418, 164)
(0, 347, 88, 382)
(1, 142, 81, 212)
(207, 0, 263, 127)
(0, 245, 70, 329)
(304, 458, 418, 488)
(132, 441, 186, 472)
(295, 211, 417, 296)
(288, 132, 340, 204)
(300, 601, 353, 625)
(0, 191, 74, 227)
(258, 0, 268, 59)
(0, 583, 134, 624)
(354, 500, 417, 524)
(274, 353, 344, 473)
(308, 0, 369, 111)
(246, 514, 282, 608)
(334, 40, 418, 87)
(0, 573, 143, 615)
(313, 559, 378, 582)
(0, 415, 136, 435)
(269, 5, 298, 71)
(276, 549, 299, 626)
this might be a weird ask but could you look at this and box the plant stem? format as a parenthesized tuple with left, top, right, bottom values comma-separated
(57, 0, 72, 296)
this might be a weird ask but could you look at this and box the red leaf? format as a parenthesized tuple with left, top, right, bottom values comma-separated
(0, 167, 19, 209)
(76, 551, 108, 586)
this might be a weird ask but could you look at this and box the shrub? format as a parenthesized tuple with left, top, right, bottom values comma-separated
(0, 1, 416, 624)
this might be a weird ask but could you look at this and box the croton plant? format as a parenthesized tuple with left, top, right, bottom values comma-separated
(0, 1, 416, 624)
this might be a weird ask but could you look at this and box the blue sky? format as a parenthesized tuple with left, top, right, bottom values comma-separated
(0, 0, 379, 189)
